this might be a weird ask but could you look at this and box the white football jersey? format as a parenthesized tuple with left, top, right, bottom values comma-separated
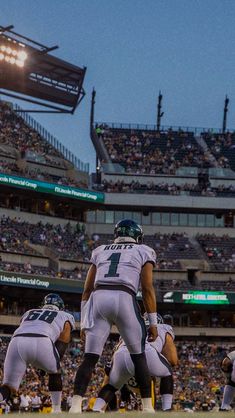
(14, 309, 75, 343)
(117, 323, 175, 354)
(149, 324, 175, 353)
(90, 242, 156, 294)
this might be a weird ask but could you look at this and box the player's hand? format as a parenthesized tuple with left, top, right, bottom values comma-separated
(147, 325, 158, 342)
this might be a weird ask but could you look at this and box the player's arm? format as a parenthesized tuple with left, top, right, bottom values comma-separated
(80, 264, 96, 340)
(161, 333, 178, 366)
(82, 264, 96, 301)
(140, 262, 158, 341)
(55, 321, 72, 359)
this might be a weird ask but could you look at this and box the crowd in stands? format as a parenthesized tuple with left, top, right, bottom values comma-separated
(0, 102, 63, 162)
(95, 178, 235, 197)
(202, 131, 235, 171)
(147, 232, 201, 262)
(1, 216, 235, 274)
(197, 233, 235, 271)
(97, 125, 218, 175)
(0, 215, 91, 259)
(0, 101, 88, 189)
(0, 335, 233, 412)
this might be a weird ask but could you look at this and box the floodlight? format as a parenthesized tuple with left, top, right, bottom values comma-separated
(17, 50, 27, 61)
(0, 24, 86, 113)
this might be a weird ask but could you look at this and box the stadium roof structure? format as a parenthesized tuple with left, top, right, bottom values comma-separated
(0, 25, 86, 113)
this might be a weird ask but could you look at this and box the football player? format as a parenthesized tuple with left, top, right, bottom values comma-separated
(69, 219, 158, 413)
(220, 350, 235, 411)
(93, 314, 178, 412)
(0, 293, 75, 413)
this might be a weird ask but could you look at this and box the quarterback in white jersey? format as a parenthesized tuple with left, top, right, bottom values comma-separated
(0, 293, 75, 413)
(93, 315, 178, 412)
(70, 219, 158, 414)
(91, 241, 156, 295)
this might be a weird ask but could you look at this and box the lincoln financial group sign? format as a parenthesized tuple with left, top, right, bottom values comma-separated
(0, 272, 83, 293)
(0, 173, 104, 203)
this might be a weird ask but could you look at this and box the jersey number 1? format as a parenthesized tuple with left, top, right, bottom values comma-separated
(104, 252, 121, 277)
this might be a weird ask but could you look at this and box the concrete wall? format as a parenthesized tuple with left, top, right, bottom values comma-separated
(104, 192, 235, 211)
(85, 222, 235, 237)
(0, 252, 49, 267)
(0, 208, 78, 227)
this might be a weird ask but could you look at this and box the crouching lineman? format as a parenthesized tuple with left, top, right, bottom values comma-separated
(93, 314, 178, 412)
(220, 350, 235, 411)
(0, 293, 75, 413)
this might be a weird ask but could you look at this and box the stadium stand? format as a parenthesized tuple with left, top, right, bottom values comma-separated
(0, 101, 89, 188)
(1, 214, 235, 274)
(202, 131, 235, 171)
(196, 233, 235, 271)
(98, 125, 214, 174)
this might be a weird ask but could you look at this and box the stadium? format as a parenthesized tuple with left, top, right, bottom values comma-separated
(0, 3, 235, 417)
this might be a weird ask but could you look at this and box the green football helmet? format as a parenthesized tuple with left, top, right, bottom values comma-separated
(114, 219, 143, 243)
(42, 293, 65, 310)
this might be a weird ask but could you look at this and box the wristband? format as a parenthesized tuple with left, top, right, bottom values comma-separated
(147, 312, 158, 326)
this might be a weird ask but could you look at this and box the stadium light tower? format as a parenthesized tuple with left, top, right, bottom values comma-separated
(157, 90, 164, 131)
(0, 25, 86, 113)
(222, 95, 229, 133)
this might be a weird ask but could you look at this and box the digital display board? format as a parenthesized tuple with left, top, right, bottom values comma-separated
(163, 291, 234, 305)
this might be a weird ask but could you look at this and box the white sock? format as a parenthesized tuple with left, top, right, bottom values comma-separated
(69, 395, 83, 413)
(50, 391, 62, 412)
(142, 397, 155, 412)
(92, 397, 106, 412)
(221, 385, 235, 409)
(161, 394, 173, 410)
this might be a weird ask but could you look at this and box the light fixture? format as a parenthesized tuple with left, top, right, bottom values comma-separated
(0, 43, 28, 67)
(17, 50, 27, 61)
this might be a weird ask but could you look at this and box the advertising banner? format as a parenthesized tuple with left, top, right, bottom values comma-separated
(163, 290, 235, 305)
(0, 173, 104, 203)
(0, 271, 84, 294)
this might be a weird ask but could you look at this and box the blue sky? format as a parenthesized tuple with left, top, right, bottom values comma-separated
(1, 0, 235, 171)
